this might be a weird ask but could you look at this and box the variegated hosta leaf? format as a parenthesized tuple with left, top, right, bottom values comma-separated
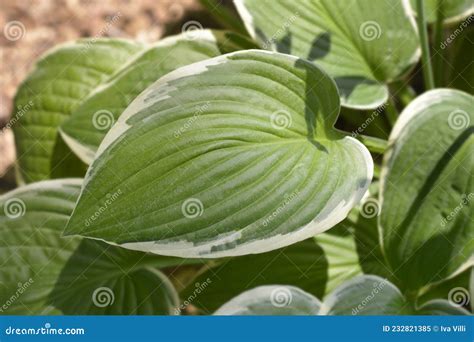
(320, 275, 469, 315)
(13, 39, 144, 183)
(215, 276, 469, 315)
(180, 239, 327, 313)
(214, 285, 322, 315)
(380, 89, 474, 291)
(60, 30, 257, 164)
(408, 0, 474, 23)
(234, 0, 420, 109)
(64, 50, 373, 258)
(0, 179, 180, 315)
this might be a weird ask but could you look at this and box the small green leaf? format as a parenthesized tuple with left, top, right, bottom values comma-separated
(65, 50, 373, 258)
(234, 0, 420, 109)
(0, 179, 181, 315)
(180, 239, 327, 313)
(12, 39, 144, 183)
(380, 89, 474, 290)
(214, 285, 322, 315)
(60, 31, 257, 164)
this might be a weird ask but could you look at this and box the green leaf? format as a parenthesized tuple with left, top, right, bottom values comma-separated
(65, 50, 373, 258)
(214, 275, 469, 315)
(321, 275, 469, 315)
(446, 26, 474, 93)
(49, 241, 180, 315)
(60, 31, 257, 164)
(380, 89, 474, 290)
(418, 267, 472, 308)
(315, 183, 391, 295)
(0, 179, 181, 315)
(315, 227, 363, 295)
(234, 0, 420, 109)
(12, 39, 144, 183)
(409, 0, 474, 23)
(179, 239, 327, 313)
(214, 285, 322, 315)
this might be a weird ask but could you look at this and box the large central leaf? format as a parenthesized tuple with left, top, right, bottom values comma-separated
(65, 50, 373, 258)
(234, 0, 420, 109)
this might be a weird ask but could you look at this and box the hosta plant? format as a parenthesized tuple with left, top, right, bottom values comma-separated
(1, 0, 472, 315)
